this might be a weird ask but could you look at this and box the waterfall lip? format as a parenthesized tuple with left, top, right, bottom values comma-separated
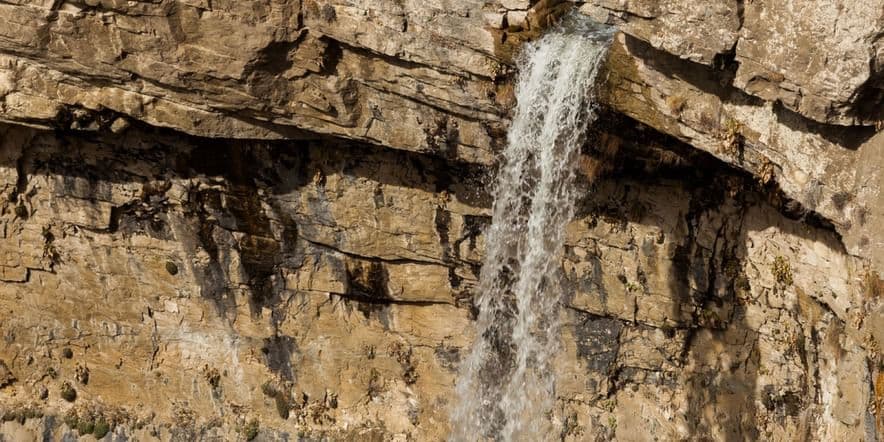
(554, 12, 617, 42)
(451, 15, 614, 441)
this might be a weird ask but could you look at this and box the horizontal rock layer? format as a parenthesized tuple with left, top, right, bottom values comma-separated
(0, 0, 511, 163)
(1, 0, 881, 271)
(0, 121, 878, 440)
(579, 0, 884, 126)
(599, 32, 884, 279)
(0, 0, 881, 440)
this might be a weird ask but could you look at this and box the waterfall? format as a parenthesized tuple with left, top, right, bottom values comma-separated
(451, 15, 614, 441)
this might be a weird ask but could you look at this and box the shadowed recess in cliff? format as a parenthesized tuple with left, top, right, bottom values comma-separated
(451, 15, 615, 441)
(566, 110, 866, 440)
(613, 34, 879, 150)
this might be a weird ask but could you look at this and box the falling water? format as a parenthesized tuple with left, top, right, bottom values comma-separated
(451, 15, 614, 441)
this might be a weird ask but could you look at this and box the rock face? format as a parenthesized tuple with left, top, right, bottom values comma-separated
(0, 0, 880, 441)
(0, 0, 509, 163)
(582, 0, 884, 126)
(599, 33, 884, 284)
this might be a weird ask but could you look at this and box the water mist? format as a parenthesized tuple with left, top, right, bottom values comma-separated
(451, 15, 615, 441)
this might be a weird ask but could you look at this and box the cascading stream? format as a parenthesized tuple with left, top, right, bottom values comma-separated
(451, 16, 614, 441)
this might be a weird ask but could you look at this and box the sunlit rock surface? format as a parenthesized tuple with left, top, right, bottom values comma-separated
(0, 0, 880, 440)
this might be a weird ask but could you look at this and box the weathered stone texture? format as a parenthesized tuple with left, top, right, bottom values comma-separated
(580, 0, 741, 64)
(599, 33, 884, 275)
(0, 122, 877, 440)
(0, 0, 508, 162)
(0, 0, 880, 441)
(581, 0, 884, 126)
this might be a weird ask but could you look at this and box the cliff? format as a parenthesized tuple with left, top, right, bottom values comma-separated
(0, 0, 881, 440)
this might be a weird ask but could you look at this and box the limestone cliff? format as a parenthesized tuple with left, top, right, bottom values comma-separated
(0, 0, 881, 441)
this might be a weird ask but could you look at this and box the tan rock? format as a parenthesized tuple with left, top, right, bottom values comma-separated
(0, 1, 879, 440)
(582, 0, 884, 125)
(581, 0, 741, 64)
(600, 33, 884, 275)
(0, 1, 509, 162)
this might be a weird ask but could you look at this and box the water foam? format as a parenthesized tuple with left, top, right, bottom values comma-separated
(451, 16, 614, 441)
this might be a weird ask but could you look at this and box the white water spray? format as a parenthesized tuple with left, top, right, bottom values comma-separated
(451, 16, 614, 441)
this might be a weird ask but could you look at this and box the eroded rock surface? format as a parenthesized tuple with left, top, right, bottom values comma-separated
(0, 121, 878, 440)
(581, 0, 884, 126)
(0, 0, 881, 441)
(599, 33, 884, 276)
(0, 0, 510, 163)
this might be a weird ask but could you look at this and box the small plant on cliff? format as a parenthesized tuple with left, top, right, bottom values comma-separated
(367, 368, 383, 400)
(13, 204, 28, 220)
(202, 365, 221, 389)
(561, 412, 582, 438)
(261, 381, 277, 397)
(6, 407, 38, 423)
(93, 418, 111, 439)
(862, 270, 883, 299)
(488, 60, 507, 80)
(42, 226, 61, 267)
(62, 409, 79, 429)
(625, 281, 642, 293)
(757, 157, 776, 185)
(75, 364, 90, 385)
(600, 399, 617, 413)
(60, 381, 77, 402)
(260, 380, 292, 419)
(24, 407, 42, 420)
(607, 415, 618, 431)
(77, 418, 95, 435)
(275, 393, 292, 420)
(241, 418, 259, 441)
(722, 117, 744, 158)
(319, 3, 336, 21)
(665, 95, 687, 116)
(772, 256, 793, 287)
(0, 361, 14, 388)
(1, 409, 23, 424)
(389, 342, 418, 385)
